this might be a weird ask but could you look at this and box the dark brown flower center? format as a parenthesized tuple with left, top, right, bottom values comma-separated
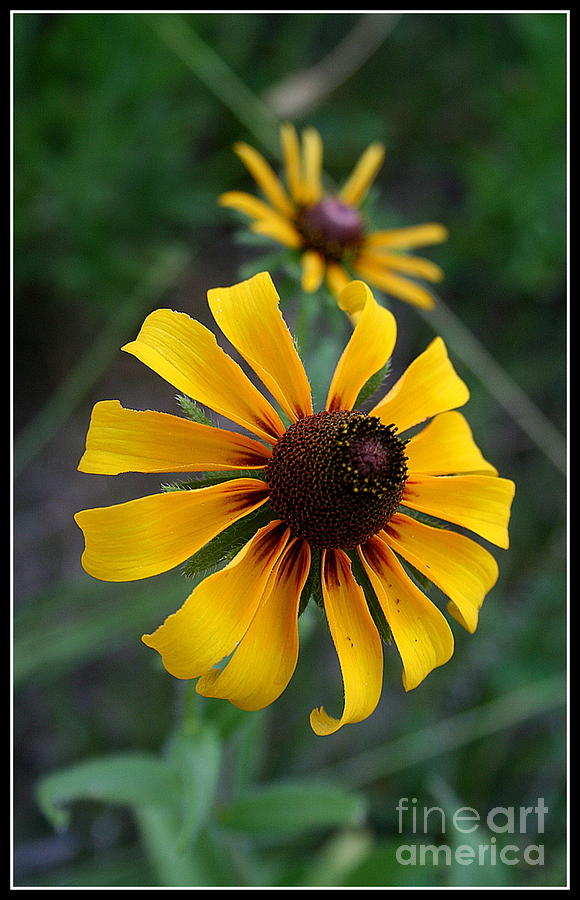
(265, 410, 408, 549)
(297, 198, 364, 260)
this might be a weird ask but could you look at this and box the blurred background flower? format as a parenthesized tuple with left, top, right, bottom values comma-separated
(13, 11, 567, 888)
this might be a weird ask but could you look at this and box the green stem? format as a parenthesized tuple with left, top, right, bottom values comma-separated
(14, 246, 189, 478)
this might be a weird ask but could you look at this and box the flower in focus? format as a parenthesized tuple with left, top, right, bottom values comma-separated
(75, 273, 514, 735)
(219, 124, 448, 310)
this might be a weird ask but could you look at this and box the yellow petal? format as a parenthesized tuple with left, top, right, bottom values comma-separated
(365, 224, 448, 250)
(402, 474, 516, 549)
(78, 400, 271, 475)
(326, 282, 397, 412)
(339, 143, 385, 208)
(251, 215, 303, 249)
(326, 261, 353, 300)
(370, 337, 470, 435)
(196, 539, 310, 709)
(280, 122, 304, 204)
(353, 258, 437, 309)
(122, 309, 284, 444)
(218, 190, 277, 222)
(301, 249, 325, 293)
(207, 272, 313, 423)
(310, 549, 383, 736)
(359, 537, 454, 691)
(301, 126, 323, 205)
(74, 478, 269, 582)
(404, 411, 498, 476)
(233, 141, 295, 218)
(359, 249, 444, 283)
(142, 521, 290, 679)
(383, 513, 499, 633)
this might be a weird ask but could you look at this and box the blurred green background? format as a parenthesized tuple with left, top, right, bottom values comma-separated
(13, 12, 567, 888)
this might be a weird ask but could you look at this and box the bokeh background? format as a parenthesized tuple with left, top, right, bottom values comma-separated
(13, 11, 567, 888)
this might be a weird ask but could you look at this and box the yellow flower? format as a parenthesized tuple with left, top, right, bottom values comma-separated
(219, 124, 448, 310)
(75, 272, 514, 735)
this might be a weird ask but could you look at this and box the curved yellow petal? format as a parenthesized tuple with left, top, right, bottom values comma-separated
(359, 537, 454, 691)
(339, 143, 385, 207)
(301, 126, 324, 205)
(353, 258, 437, 309)
(74, 478, 269, 582)
(122, 309, 284, 444)
(280, 122, 304, 204)
(78, 400, 271, 475)
(218, 190, 278, 222)
(196, 539, 310, 710)
(405, 411, 498, 476)
(251, 215, 303, 249)
(207, 272, 313, 423)
(365, 224, 448, 250)
(142, 521, 290, 679)
(359, 249, 444, 283)
(370, 337, 470, 435)
(402, 474, 516, 549)
(326, 261, 353, 301)
(301, 248, 325, 293)
(310, 549, 383, 736)
(233, 141, 295, 218)
(383, 513, 499, 634)
(326, 281, 397, 412)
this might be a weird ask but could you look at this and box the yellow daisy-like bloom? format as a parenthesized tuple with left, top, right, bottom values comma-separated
(219, 124, 448, 310)
(75, 272, 514, 736)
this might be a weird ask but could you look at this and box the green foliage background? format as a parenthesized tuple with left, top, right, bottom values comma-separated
(13, 12, 567, 888)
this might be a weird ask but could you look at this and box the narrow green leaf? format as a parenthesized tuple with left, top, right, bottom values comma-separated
(37, 753, 180, 831)
(166, 726, 222, 850)
(181, 504, 275, 578)
(175, 394, 213, 426)
(298, 546, 322, 615)
(354, 359, 391, 408)
(219, 781, 366, 835)
(349, 553, 392, 645)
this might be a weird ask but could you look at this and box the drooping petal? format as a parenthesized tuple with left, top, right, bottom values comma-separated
(326, 261, 353, 300)
(280, 122, 304, 204)
(207, 272, 313, 423)
(217, 190, 277, 222)
(122, 309, 284, 444)
(250, 215, 303, 249)
(78, 400, 271, 475)
(196, 539, 310, 709)
(382, 513, 499, 633)
(233, 141, 295, 218)
(339, 143, 385, 207)
(74, 478, 270, 582)
(359, 249, 444, 283)
(402, 474, 516, 549)
(364, 224, 448, 250)
(370, 337, 470, 435)
(404, 411, 498, 476)
(326, 281, 397, 412)
(301, 126, 324, 205)
(310, 549, 383, 736)
(142, 521, 290, 679)
(353, 257, 437, 309)
(359, 537, 454, 691)
(301, 249, 325, 293)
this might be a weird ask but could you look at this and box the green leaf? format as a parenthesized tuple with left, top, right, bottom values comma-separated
(166, 725, 222, 850)
(161, 468, 267, 493)
(354, 359, 391, 408)
(181, 504, 275, 578)
(36, 753, 180, 831)
(175, 394, 213, 426)
(219, 781, 366, 836)
(298, 546, 322, 615)
(349, 552, 392, 645)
